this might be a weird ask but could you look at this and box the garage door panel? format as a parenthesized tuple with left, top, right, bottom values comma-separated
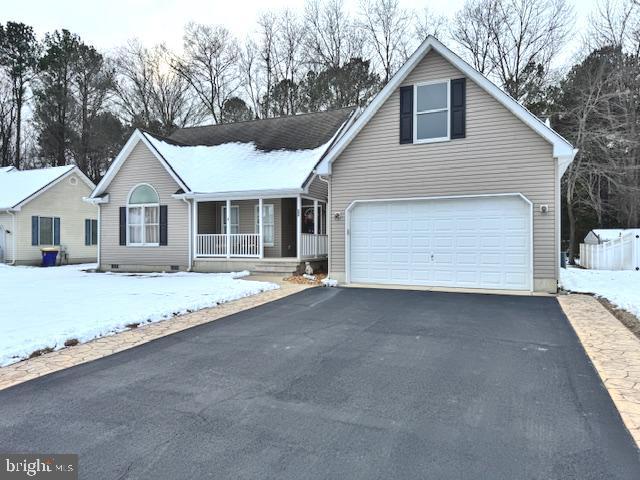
(349, 196, 531, 290)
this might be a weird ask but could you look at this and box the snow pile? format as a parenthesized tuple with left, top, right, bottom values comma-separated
(321, 278, 338, 287)
(560, 267, 640, 318)
(145, 134, 329, 193)
(0, 165, 75, 209)
(0, 264, 279, 366)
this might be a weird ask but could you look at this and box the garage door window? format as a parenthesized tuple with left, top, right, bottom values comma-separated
(415, 80, 449, 143)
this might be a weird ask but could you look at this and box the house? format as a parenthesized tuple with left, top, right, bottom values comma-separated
(584, 229, 640, 245)
(89, 36, 576, 293)
(87, 108, 354, 274)
(0, 165, 98, 265)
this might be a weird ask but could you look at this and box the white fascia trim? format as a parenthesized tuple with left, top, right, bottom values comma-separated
(343, 192, 534, 292)
(317, 35, 575, 175)
(91, 130, 190, 199)
(174, 188, 303, 201)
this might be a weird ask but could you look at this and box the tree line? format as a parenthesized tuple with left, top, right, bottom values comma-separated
(0, 0, 638, 255)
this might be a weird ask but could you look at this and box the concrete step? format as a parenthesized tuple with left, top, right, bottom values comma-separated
(251, 265, 300, 274)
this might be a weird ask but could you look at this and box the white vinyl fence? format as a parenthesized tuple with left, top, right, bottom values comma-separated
(580, 232, 640, 270)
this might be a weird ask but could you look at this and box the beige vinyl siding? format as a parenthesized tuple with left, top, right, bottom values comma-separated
(99, 141, 189, 270)
(12, 173, 97, 264)
(329, 50, 557, 288)
(306, 175, 328, 200)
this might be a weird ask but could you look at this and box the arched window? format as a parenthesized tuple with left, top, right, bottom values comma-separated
(127, 184, 159, 245)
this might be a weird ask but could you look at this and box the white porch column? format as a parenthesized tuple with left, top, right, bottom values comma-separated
(313, 199, 318, 257)
(192, 200, 198, 260)
(226, 199, 231, 258)
(258, 198, 264, 259)
(296, 195, 302, 260)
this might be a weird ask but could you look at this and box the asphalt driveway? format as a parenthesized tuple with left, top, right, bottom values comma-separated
(1, 288, 639, 479)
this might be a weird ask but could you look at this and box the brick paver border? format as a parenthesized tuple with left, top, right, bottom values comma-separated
(559, 294, 640, 447)
(0, 279, 311, 391)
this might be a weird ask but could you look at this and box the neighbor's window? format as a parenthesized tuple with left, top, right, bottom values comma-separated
(85, 219, 98, 246)
(38, 216, 58, 245)
(415, 81, 449, 142)
(254, 204, 274, 246)
(127, 184, 159, 246)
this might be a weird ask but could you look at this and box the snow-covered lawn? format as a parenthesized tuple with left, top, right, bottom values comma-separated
(560, 267, 640, 318)
(0, 264, 278, 366)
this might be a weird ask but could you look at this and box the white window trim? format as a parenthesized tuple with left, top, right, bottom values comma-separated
(126, 183, 160, 247)
(220, 205, 240, 234)
(413, 78, 450, 144)
(254, 204, 274, 247)
(37, 216, 59, 246)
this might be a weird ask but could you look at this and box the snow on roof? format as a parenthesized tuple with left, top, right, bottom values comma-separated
(0, 165, 75, 210)
(143, 133, 331, 194)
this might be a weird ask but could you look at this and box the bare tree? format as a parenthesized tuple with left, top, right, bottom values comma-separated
(112, 40, 155, 127)
(451, 0, 573, 104)
(151, 46, 204, 131)
(171, 23, 240, 124)
(587, 0, 640, 53)
(451, 0, 498, 74)
(358, 0, 411, 83)
(414, 7, 447, 41)
(239, 38, 264, 118)
(0, 73, 15, 166)
(304, 0, 364, 70)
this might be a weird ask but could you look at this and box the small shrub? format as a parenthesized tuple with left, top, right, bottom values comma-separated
(125, 322, 139, 329)
(64, 338, 79, 347)
(29, 347, 54, 359)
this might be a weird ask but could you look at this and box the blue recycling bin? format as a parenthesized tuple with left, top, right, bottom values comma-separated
(41, 248, 59, 267)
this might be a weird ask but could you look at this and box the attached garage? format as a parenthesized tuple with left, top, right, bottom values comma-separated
(347, 195, 532, 291)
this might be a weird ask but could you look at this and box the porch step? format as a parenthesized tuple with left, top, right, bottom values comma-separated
(251, 261, 301, 275)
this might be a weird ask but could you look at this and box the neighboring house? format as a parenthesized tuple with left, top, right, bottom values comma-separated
(87, 108, 354, 274)
(88, 36, 576, 293)
(315, 36, 576, 293)
(0, 165, 98, 265)
(584, 229, 639, 245)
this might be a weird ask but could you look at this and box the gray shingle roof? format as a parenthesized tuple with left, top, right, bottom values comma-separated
(168, 107, 355, 151)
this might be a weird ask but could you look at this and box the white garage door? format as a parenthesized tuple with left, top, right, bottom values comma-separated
(348, 196, 531, 290)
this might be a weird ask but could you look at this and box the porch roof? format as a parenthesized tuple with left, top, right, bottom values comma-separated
(142, 129, 337, 195)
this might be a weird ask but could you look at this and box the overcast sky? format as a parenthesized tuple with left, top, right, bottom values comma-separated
(2, 0, 599, 62)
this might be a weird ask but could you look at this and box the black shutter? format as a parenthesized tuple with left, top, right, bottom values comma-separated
(399, 85, 413, 144)
(31, 216, 39, 245)
(119, 207, 127, 246)
(159, 205, 168, 246)
(85, 219, 91, 246)
(450, 78, 466, 139)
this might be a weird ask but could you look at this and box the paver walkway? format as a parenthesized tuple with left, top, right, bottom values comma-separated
(0, 277, 311, 391)
(559, 294, 640, 446)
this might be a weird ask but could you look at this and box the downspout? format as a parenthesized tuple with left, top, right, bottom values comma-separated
(182, 197, 192, 271)
(8, 210, 16, 265)
(317, 175, 331, 277)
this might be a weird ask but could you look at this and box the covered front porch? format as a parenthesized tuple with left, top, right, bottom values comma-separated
(193, 195, 327, 263)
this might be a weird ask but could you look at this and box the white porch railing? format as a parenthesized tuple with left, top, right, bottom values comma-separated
(197, 234, 261, 257)
(301, 233, 328, 258)
(579, 233, 640, 270)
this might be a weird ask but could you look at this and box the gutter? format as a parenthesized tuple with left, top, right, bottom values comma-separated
(173, 188, 304, 201)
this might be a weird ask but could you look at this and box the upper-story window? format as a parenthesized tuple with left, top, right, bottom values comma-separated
(127, 184, 159, 246)
(414, 80, 450, 143)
